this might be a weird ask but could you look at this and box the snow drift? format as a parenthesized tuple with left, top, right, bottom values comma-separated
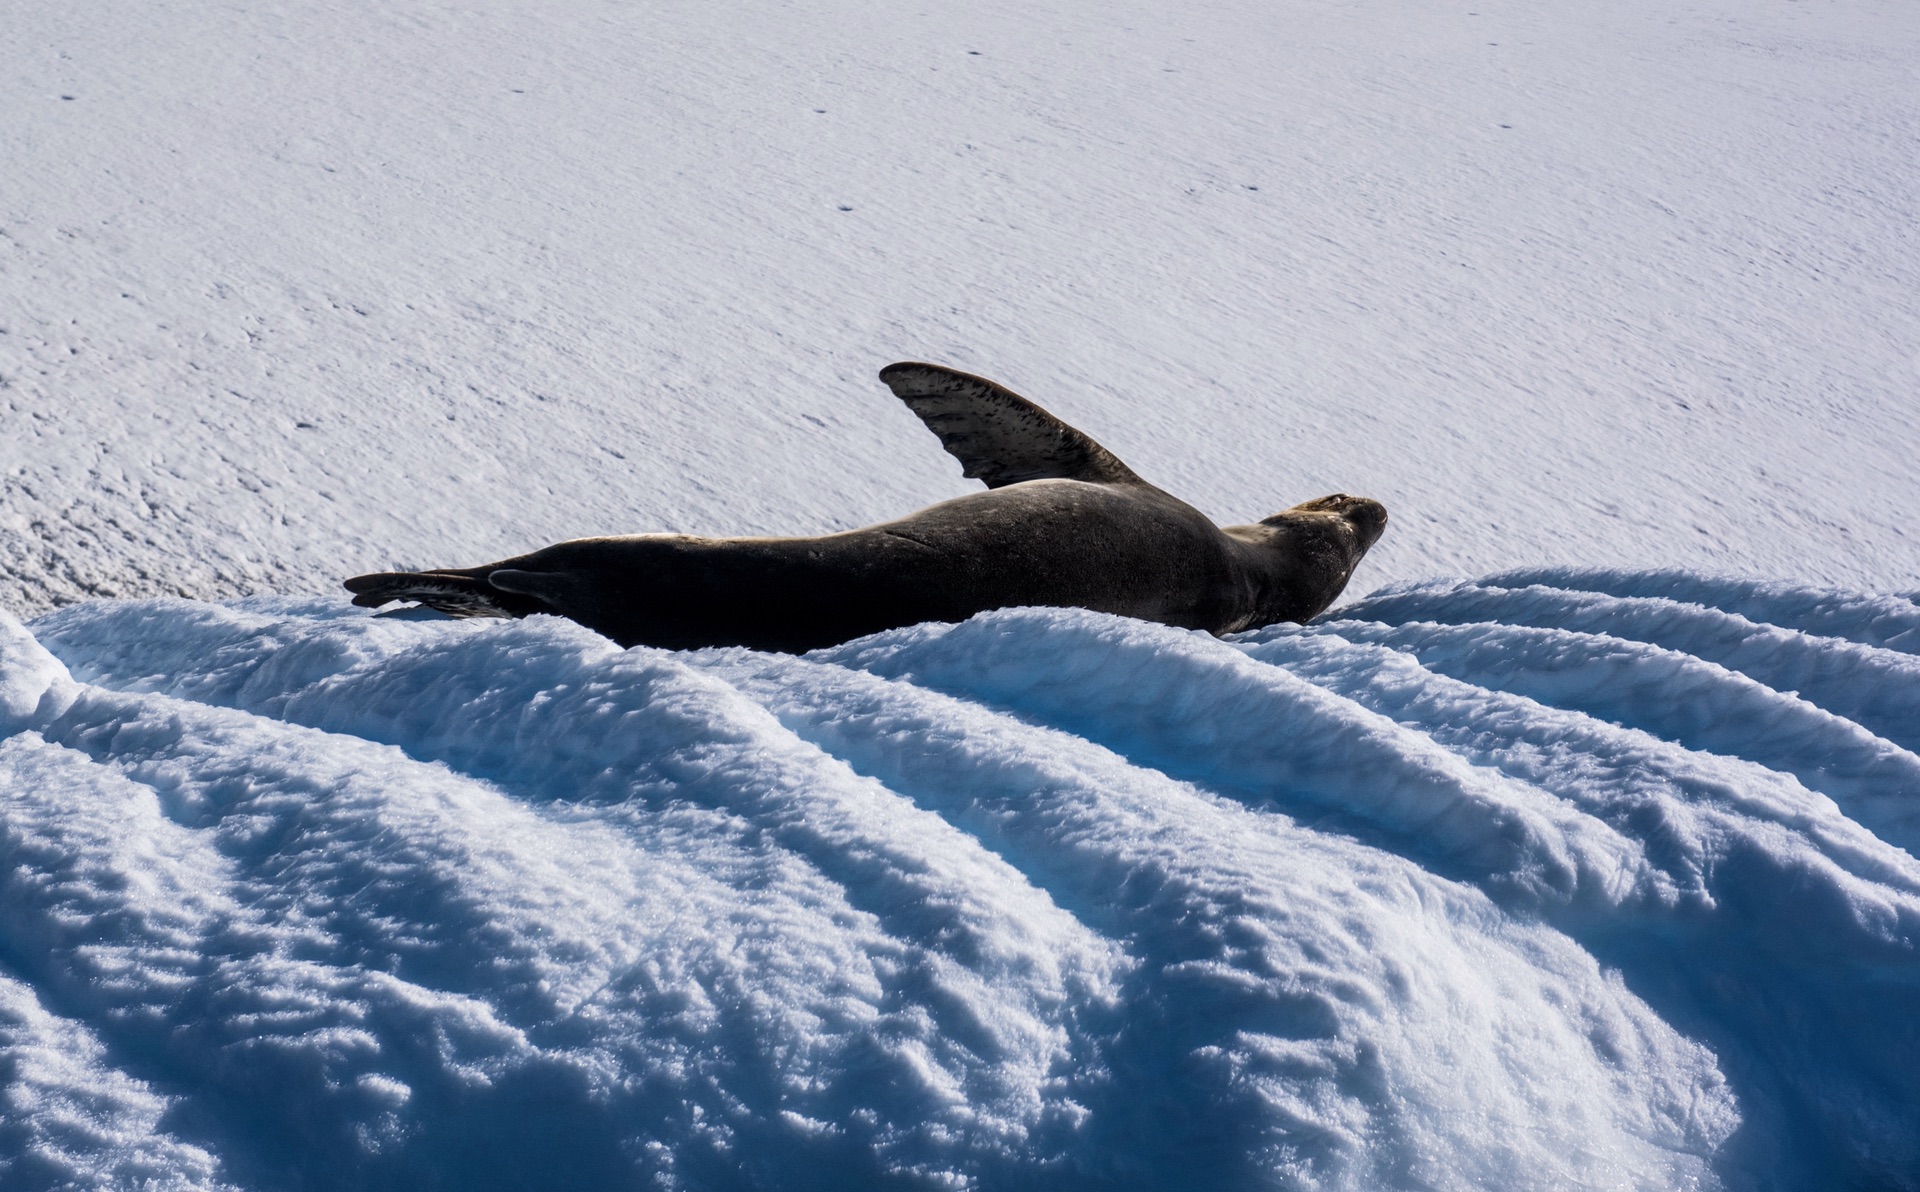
(4, 570, 1916, 1190)
(6, 0, 1917, 1186)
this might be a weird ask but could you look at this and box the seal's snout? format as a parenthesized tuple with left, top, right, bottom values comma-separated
(1268, 493, 1388, 550)
(1339, 496, 1388, 550)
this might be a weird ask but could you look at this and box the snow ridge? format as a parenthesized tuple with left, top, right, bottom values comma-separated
(6, 572, 1919, 1190)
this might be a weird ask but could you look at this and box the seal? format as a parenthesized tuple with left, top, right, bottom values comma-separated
(344, 363, 1388, 652)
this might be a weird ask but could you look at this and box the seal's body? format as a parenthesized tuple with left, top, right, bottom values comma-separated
(346, 363, 1387, 652)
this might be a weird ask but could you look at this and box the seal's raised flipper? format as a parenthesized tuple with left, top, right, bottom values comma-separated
(343, 570, 546, 619)
(879, 362, 1142, 489)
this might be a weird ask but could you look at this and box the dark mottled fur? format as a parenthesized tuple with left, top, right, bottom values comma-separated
(346, 363, 1386, 652)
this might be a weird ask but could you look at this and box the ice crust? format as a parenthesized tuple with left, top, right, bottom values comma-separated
(7, 573, 1918, 1189)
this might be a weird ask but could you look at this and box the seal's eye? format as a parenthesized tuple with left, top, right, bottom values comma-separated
(1285, 493, 1359, 514)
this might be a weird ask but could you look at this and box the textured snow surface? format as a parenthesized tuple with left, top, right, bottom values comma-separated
(6, 0, 1920, 1186)
(4, 0, 1919, 613)
(4, 572, 1918, 1190)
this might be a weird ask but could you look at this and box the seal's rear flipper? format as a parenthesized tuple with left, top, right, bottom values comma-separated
(343, 571, 546, 619)
(878, 362, 1143, 489)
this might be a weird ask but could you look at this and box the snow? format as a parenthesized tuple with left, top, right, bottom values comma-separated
(5, 0, 1919, 612)
(7, 581, 1920, 1188)
(4, 0, 1920, 1187)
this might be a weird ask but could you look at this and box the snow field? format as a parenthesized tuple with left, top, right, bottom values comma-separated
(5, 0, 1919, 611)
(6, 0, 1920, 1185)
(7, 570, 1919, 1188)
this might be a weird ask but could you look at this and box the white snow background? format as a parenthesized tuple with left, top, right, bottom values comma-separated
(3, 0, 1918, 1188)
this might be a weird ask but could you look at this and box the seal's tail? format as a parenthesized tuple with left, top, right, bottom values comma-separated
(343, 570, 546, 619)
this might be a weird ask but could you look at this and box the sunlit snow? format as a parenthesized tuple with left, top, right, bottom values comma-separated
(6, 577, 1919, 1188)
(4, 0, 1918, 1188)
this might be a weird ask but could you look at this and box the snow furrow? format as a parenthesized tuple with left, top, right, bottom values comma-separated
(1477, 568, 1920, 655)
(1288, 617, 1920, 856)
(826, 608, 1656, 914)
(1333, 580, 1920, 753)
(9, 572, 1920, 1189)
(692, 648, 1733, 1189)
(2, 697, 951, 1188)
(1240, 626, 1920, 1189)
(17, 605, 1131, 1187)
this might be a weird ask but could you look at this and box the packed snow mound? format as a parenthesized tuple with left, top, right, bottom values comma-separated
(5, 571, 1918, 1191)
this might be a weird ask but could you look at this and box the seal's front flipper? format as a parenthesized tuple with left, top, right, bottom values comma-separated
(878, 362, 1143, 489)
(484, 569, 585, 611)
(343, 570, 545, 619)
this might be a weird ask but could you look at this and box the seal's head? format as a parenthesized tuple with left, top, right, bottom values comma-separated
(1223, 493, 1388, 628)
